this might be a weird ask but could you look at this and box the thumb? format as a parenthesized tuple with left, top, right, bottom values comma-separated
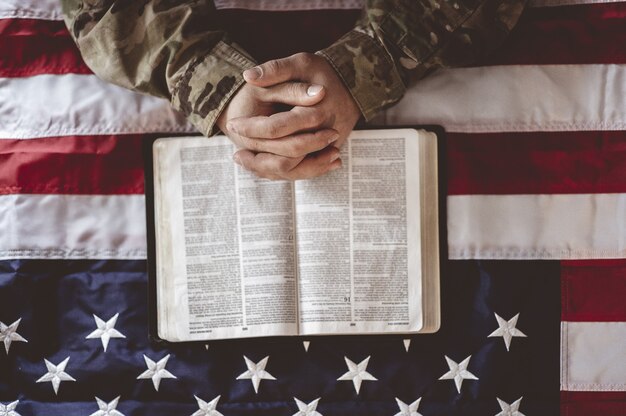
(261, 82, 325, 106)
(243, 53, 311, 87)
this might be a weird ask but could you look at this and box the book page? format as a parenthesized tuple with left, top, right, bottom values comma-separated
(153, 136, 298, 341)
(295, 130, 423, 335)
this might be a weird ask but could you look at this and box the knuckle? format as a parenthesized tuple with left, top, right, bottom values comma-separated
(317, 130, 333, 144)
(289, 141, 307, 158)
(307, 110, 324, 126)
(247, 163, 265, 176)
(251, 140, 264, 153)
(253, 170, 270, 180)
(243, 137, 260, 152)
(326, 159, 342, 174)
(249, 85, 263, 98)
(264, 59, 280, 75)
(294, 52, 314, 67)
(237, 158, 251, 171)
(254, 164, 278, 180)
(274, 157, 294, 174)
(290, 83, 305, 99)
(266, 123, 282, 138)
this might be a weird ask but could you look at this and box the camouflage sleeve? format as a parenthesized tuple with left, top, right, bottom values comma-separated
(60, 0, 257, 136)
(317, 0, 527, 121)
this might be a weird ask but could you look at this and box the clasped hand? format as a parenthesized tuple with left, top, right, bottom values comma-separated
(216, 53, 360, 180)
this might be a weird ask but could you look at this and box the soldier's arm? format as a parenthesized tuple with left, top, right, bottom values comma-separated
(60, 0, 256, 135)
(317, 0, 527, 121)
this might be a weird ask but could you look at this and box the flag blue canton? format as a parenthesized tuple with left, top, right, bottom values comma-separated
(0, 260, 559, 415)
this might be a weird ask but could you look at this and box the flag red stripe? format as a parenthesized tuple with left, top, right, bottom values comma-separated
(0, 19, 90, 77)
(561, 391, 626, 416)
(217, 9, 359, 63)
(488, 2, 626, 65)
(2, 3, 626, 77)
(5, 131, 626, 197)
(0, 10, 358, 77)
(0, 135, 145, 195)
(447, 131, 626, 195)
(560, 260, 626, 322)
(561, 259, 626, 267)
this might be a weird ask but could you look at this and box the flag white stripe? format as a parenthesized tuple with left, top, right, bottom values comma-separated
(0, 74, 196, 139)
(1, 0, 619, 21)
(448, 194, 626, 260)
(0, 0, 62, 20)
(561, 322, 626, 391)
(0, 194, 147, 260)
(2, 64, 626, 139)
(384, 64, 626, 133)
(530, 0, 626, 6)
(0, 0, 365, 19)
(213, 0, 365, 9)
(2, 193, 623, 260)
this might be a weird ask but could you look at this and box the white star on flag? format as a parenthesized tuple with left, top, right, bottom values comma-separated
(191, 395, 223, 416)
(438, 355, 478, 393)
(488, 313, 527, 351)
(86, 313, 126, 352)
(236, 356, 276, 393)
(0, 319, 28, 354)
(337, 356, 377, 394)
(137, 354, 177, 391)
(394, 397, 423, 416)
(292, 397, 322, 416)
(495, 397, 526, 416)
(0, 400, 21, 416)
(36, 357, 76, 395)
(90, 396, 125, 416)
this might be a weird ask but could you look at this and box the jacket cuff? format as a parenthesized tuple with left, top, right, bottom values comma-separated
(317, 29, 406, 121)
(171, 41, 256, 136)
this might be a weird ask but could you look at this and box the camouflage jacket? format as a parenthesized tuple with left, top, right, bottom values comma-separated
(61, 0, 526, 136)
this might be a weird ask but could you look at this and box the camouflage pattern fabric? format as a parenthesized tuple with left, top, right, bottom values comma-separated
(318, 0, 527, 120)
(61, 0, 256, 136)
(61, 0, 526, 134)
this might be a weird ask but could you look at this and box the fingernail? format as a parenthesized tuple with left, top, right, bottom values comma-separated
(329, 162, 341, 171)
(307, 84, 323, 96)
(244, 67, 262, 80)
(233, 153, 242, 165)
(330, 152, 341, 163)
(328, 134, 339, 144)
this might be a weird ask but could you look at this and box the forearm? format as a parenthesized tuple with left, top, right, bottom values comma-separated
(318, 0, 527, 120)
(61, 0, 256, 135)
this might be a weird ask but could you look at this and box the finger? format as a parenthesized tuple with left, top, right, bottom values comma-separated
(233, 150, 303, 180)
(243, 53, 314, 87)
(234, 129, 338, 158)
(281, 146, 342, 180)
(261, 82, 325, 107)
(228, 107, 326, 139)
(234, 146, 342, 181)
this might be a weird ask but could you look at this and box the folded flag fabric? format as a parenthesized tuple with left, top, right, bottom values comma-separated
(0, 0, 625, 414)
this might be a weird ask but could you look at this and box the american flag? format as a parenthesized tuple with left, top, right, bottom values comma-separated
(0, 0, 624, 415)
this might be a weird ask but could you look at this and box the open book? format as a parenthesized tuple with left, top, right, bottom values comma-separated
(148, 129, 440, 342)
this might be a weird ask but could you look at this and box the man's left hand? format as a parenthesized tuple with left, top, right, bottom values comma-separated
(229, 53, 361, 180)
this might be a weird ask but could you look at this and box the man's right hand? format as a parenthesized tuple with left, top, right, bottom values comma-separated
(216, 81, 339, 164)
(226, 53, 361, 181)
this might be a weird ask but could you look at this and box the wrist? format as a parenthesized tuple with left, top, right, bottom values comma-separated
(317, 30, 405, 121)
(171, 41, 256, 137)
